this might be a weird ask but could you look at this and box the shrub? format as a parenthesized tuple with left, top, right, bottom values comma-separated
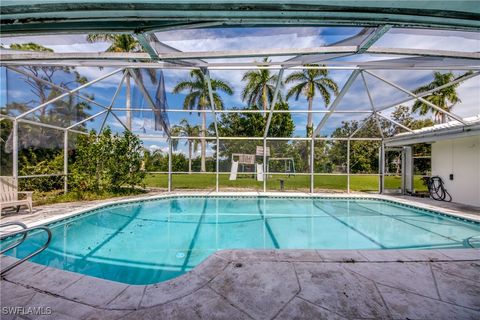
(70, 128, 145, 192)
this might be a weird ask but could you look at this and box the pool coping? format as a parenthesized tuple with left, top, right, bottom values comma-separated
(2, 248, 480, 311)
(4, 192, 479, 232)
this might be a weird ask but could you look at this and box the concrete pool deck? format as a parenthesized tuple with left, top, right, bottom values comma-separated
(1, 192, 480, 319)
(1, 249, 480, 319)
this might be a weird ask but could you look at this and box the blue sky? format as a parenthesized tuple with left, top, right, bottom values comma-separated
(1, 26, 479, 155)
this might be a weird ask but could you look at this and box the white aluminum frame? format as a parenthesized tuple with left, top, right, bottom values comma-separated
(1, 23, 479, 194)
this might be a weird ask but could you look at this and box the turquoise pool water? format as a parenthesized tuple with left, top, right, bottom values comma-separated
(2, 196, 479, 285)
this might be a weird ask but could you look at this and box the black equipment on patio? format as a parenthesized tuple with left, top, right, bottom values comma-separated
(422, 176, 452, 202)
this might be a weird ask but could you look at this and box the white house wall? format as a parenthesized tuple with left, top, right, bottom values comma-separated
(431, 135, 480, 207)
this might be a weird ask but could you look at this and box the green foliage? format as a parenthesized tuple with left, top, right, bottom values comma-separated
(241, 58, 282, 111)
(70, 128, 145, 191)
(412, 71, 471, 123)
(18, 151, 64, 191)
(285, 65, 339, 137)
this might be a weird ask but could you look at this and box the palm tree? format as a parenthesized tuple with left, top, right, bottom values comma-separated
(285, 65, 339, 137)
(86, 34, 142, 52)
(412, 71, 470, 123)
(241, 57, 282, 111)
(173, 70, 233, 172)
(170, 119, 201, 173)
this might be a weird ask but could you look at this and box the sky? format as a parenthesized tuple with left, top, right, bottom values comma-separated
(1, 26, 479, 155)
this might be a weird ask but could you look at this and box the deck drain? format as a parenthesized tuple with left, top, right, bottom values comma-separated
(176, 252, 186, 259)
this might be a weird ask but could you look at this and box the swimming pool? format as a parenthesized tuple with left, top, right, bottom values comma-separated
(2, 196, 479, 285)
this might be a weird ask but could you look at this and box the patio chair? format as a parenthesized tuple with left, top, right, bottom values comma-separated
(0, 176, 33, 213)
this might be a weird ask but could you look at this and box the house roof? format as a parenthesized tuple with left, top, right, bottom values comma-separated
(385, 115, 480, 146)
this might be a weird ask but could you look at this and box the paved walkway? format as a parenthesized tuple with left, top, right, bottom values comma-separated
(1, 249, 480, 320)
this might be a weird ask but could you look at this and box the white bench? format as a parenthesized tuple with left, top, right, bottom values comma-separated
(0, 176, 33, 213)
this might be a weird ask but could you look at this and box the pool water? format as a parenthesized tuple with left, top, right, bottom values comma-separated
(2, 196, 479, 285)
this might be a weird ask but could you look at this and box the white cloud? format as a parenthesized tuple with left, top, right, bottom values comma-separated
(147, 144, 169, 153)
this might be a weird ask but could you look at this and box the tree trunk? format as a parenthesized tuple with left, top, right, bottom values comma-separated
(201, 109, 206, 172)
(307, 96, 313, 166)
(188, 141, 192, 174)
(307, 96, 314, 135)
(262, 85, 268, 113)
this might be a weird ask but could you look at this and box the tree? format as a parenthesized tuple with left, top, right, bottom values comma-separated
(170, 119, 201, 173)
(173, 70, 233, 172)
(214, 102, 295, 158)
(391, 105, 434, 133)
(285, 65, 338, 137)
(7, 43, 91, 128)
(241, 58, 282, 111)
(70, 128, 145, 191)
(412, 71, 470, 123)
(328, 106, 436, 175)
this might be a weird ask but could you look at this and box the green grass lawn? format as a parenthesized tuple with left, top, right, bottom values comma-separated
(30, 188, 147, 206)
(144, 173, 428, 192)
(26, 174, 426, 206)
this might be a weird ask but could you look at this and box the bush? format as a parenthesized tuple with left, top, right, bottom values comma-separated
(18, 150, 64, 191)
(70, 128, 145, 192)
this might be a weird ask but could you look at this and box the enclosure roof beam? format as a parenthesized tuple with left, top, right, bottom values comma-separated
(135, 32, 204, 67)
(3, 59, 479, 70)
(264, 68, 284, 138)
(6, 66, 112, 111)
(364, 70, 468, 125)
(17, 118, 67, 131)
(313, 69, 361, 137)
(2, 47, 478, 63)
(134, 33, 161, 60)
(204, 68, 219, 138)
(357, 25, 391, 53)
(15, 68, 124, 120)
(148, 32, 208, 67)
(100, 72, 129, 132)
(127, 68, 171, 137)
(361, 71, 384, 139)
(284, 27, 375, 67)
